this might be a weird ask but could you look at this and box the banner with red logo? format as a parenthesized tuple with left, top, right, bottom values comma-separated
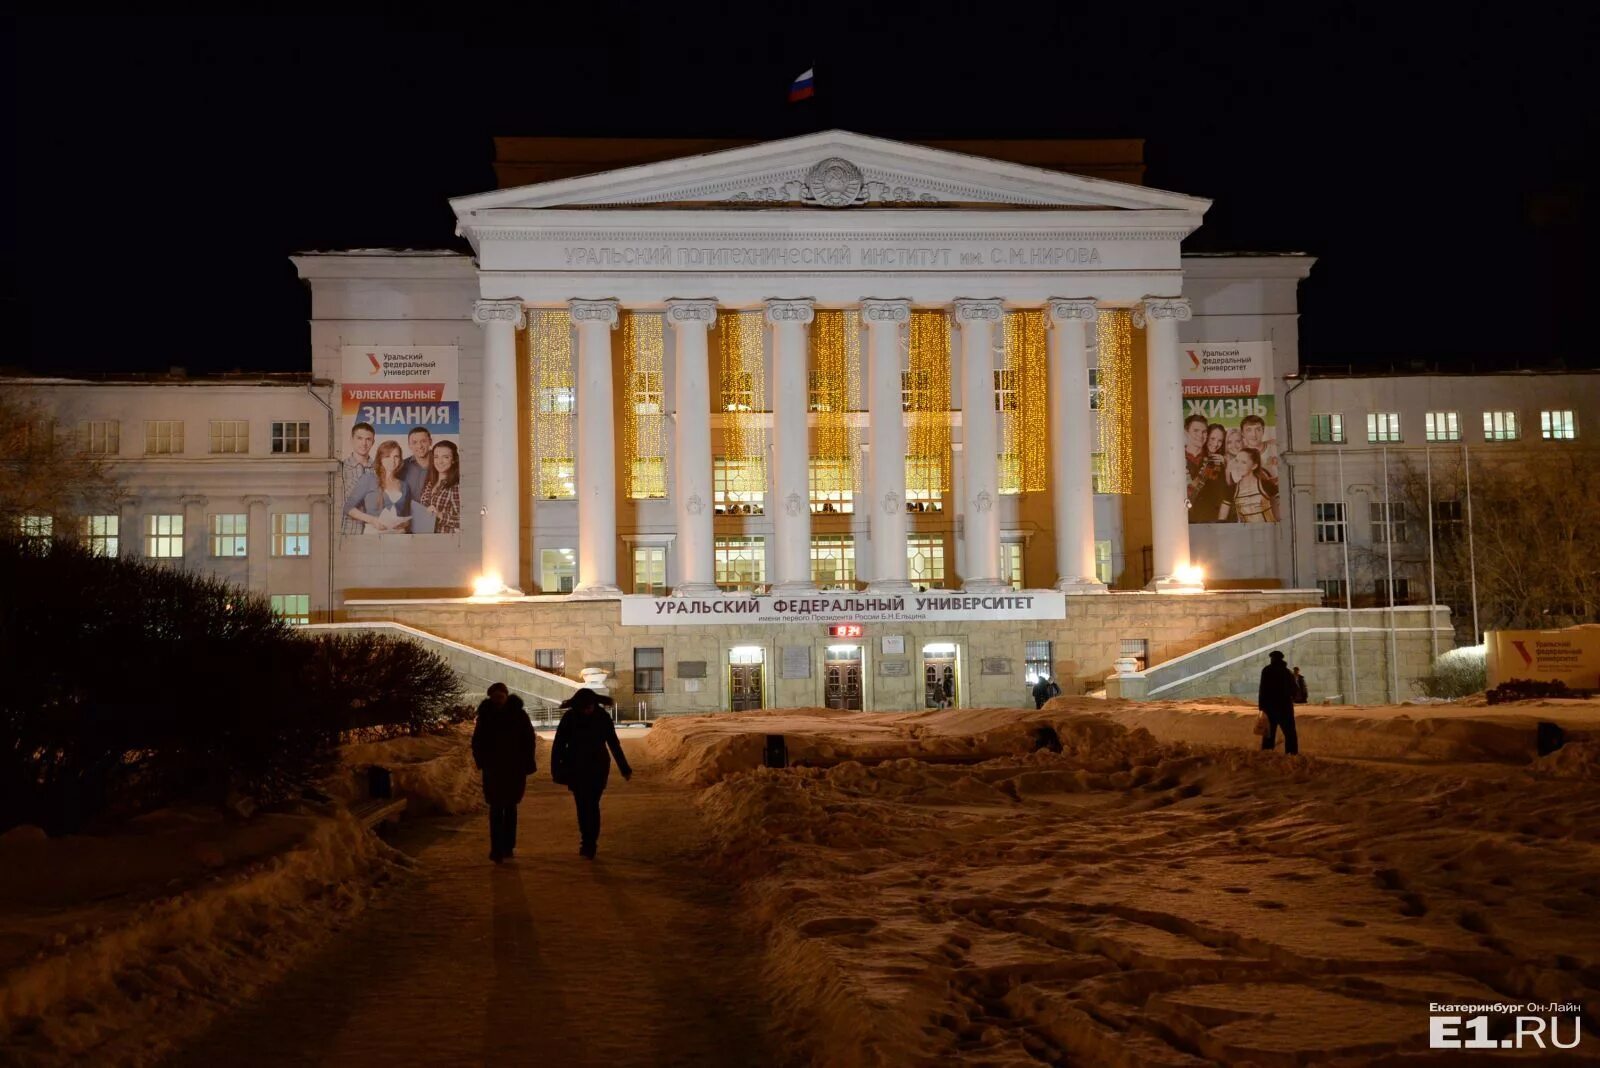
(1181, 342, 1279, 525)
(1485, 627, 1600, 689)
(338, 346, 463, 537)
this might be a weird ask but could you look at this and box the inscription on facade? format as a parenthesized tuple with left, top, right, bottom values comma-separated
(558, 245, 1105, 270)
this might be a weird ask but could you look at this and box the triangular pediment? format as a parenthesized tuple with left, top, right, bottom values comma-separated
(451, 130, 1207, 214)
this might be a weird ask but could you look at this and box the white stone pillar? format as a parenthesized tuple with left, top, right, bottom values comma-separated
(1046, 299, 1106, 592)
(570, 298, 621, 596)
(766, 298, 816, 592)
(861, 298, 912, 592)
(666, 299, 719, 596)
(245, 495, 270, 594)
(1133, 296, 1198, 589)
(309, 494, 332, 622)
(472, 298, 526, 595)
(952, 298, 1004, 591)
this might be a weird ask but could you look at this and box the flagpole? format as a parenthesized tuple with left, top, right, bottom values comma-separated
(1425, 445, 1438, 663)
(1338, 445, 1356, 704)
(1383, 445, 1399, 702)
(1463, 442, 1481, 644)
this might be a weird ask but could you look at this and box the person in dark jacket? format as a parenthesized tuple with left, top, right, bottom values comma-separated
(1257, 650, 1299, 755)
(471, 683, 536, 863)
(1031, 674, 1062, 710)
(1292, 666, 1309, 704)
(549, 687, 631, 859)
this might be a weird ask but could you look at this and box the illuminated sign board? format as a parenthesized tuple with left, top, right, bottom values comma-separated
(828, 624, 864, 638)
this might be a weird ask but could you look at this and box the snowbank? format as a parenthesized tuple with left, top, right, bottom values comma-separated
(335, 724, 484, 815)
(0, 809, 401, 1065)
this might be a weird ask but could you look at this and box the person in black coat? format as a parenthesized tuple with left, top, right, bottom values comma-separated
(471, 683, 536, 863)
(1257, 650, 1300, 755)
(1031, 674, 1062, 710)
(549, 687, 631, 859)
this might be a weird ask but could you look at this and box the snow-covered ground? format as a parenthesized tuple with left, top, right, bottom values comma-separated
(650, 700, 1600, 1065)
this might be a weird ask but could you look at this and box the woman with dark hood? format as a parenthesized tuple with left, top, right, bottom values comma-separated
(549, 688, 632, 859)
(471, 683, 536, 863)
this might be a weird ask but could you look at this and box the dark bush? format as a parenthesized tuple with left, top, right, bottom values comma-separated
(1486, 678, 1595, 704)
(0, 537, 461, 833)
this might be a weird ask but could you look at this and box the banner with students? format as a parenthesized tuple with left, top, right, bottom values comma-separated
(1181, 342, 1279, 524)
(338, 346, 463, 537)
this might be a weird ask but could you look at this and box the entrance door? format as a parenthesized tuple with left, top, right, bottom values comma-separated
(922, 643, 958, 709)
(729, 646, 765, 711)
(824, 646, 863, 710)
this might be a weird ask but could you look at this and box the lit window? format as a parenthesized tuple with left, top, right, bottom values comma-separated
(907, 535, 945, 589)
(146, 514, 184, 557)
(1366, 412, 1401, 443)
(269, 594, 311, 625)
(209, 420, 249, 454)
(1314, 502, 1346, 544)
(145, 420, 184, 455)
(535, 648, 566, 672)
(633, 546, 667, 595)
(905, 457, 943, 512)
(538, 457, 575, 499)
(1370, 502, 1407, 543)
(272, 512, 311, 556)
(1094, 540, 1113, 584)
(80, 514, 118, 556)
(993, 367, 1018, 412)
(631, 370, 663, 414)
(1541, 410, 1576, 440)
(713, 457, 765, 515)
(1087, 367, 1102, 410)
(538, 386, 575, 414)
(808, 459, 854, 514)
(629, 456, 666, 499)
(1424, 411, 1460, 442)
(78, 420, 120, 456)
(17, 515, 53, 544)
(1023, 639, 1052, 685)
(714, 536, 765, 592)
(997, 453, 1021, 496)
(722, 370, 757, 412)
(540, 548, 577, 594)
(633, 647, 665, 693)
(1310, 413, 1344, 444)
(1001, 542, 1024, 590)
(271, 421, 311, 454)
(1316, 578, 1347, 606)
(1483, 410, 1519, 441)
(210, 513, 248, 557)
(1091, 452, 1110, 494)
(810, 535, 855, 589)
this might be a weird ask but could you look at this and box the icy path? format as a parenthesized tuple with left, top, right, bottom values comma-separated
(170, 736, 782, 1067)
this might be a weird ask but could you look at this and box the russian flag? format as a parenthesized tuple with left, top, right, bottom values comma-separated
(788, 68, 814, 103)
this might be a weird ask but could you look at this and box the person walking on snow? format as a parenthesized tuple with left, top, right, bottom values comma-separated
(1031, 673, 1061, 710)
(471, 683, 536, 864)
(550, 688, 632, 859)
(1292, 665, 1309, 704)
(1257, 650, 1300, 756)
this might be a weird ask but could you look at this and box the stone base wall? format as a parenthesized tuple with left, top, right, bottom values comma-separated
(343, 589, 1318, 714)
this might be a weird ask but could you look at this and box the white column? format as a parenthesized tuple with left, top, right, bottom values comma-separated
(766, 298, 816, 592)
(666, 299, 719, 596)
(1133, 296, 1198, 589)
(570, 298, 621, 596)
(245, 495, 270, 594)
(952, 298, 1004, 591)
(471, 298, 526, 595)
(861, 298, 912, 592)
(1046, 299, 1106, 592)
(309, 494, 332, 622)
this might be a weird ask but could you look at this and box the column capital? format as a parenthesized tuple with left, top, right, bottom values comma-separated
(243, 495, 271, 508)
(1132, 296, 1192, 328)
(306, 495, 333, 507)
(1045, 298, 1100, 325)
(860, 298, 911, 323)
(665, 299, 718, 327)
(471, 299, 526, 328)
(179, 494, 208, 507)
(568, 298, 621, 328)
(764, 298, 815, 326)
(951, 298, 1004, 324)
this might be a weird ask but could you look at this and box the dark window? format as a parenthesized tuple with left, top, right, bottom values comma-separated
(633, 647, 665, 693)
(534, 648, 565, 672)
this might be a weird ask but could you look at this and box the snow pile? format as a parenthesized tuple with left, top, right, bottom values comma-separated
(335, 724, 483, 815)
(1531, 740, 1600, 780)
(680, 705, 1600, 1065)
(0, 809, 401, 1065)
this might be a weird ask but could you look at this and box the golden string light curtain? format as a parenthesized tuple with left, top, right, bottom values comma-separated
(621, 311, 666, 498)
(906, 310, 952, 498)
(1096, 308, 1134, 494)
(719, 310, 767, 501)
(809, 308, 861, 496)
(526, 309, 575, 500)
(999, 309, 1049, 493)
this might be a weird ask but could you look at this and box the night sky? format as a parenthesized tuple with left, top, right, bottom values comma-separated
(3, 8, 1592, 377)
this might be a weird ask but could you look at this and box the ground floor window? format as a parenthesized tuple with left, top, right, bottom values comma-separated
(1120, 638, 1148, 672)
(907, 535, 945, 589)
(632, 546, 667, 595)
(714, 536, 765, 592)
(1374, 578, 1411, 604)
(272, 512, 311, 556)
(1317, 578, 1347, 606)
(80, 514, 118, 556)
(210, 513, 248, 557)
(540, 547, 577, 593)
(270, 594, 310, 625)
(17, 515, 53, 545)
(1023, 639, 1052, 685)
(810, 534, 855, 588)
(146, 514, 183, 558)
(534, 648, 565, 672)
(1001, 542, 1024, 589)
(633, 647, 664, 693)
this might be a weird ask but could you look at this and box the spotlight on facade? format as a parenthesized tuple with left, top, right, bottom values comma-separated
(472, 574, 505, 598)
(1175, 564, 1206, 589)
